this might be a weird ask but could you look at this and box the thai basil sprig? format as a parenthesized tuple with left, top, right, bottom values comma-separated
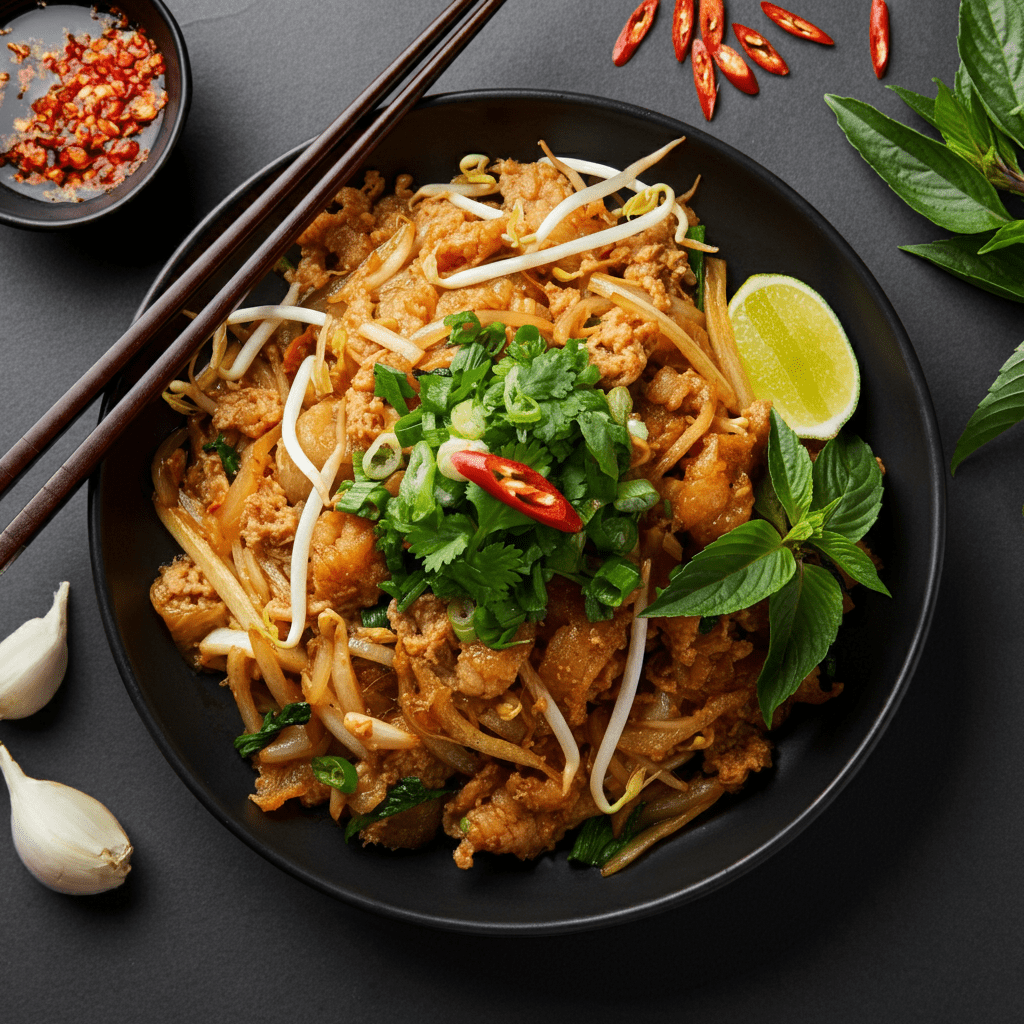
(642, 410, 889, 725)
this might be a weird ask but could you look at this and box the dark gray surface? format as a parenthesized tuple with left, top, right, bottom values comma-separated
(0, 1, 1019, 1020)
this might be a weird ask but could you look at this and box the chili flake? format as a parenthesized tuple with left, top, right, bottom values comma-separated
(0, 10, 166, 197)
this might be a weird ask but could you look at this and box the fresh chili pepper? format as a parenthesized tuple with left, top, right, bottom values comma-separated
(710, 43, 759, 95)
(759, 2, 834, 45)
(671, 0, 695, 62)
(691, 37, 717, 121)
(612, 0, 660, 67)
(732, 22, 790, 75)
(448, 450, 582, 533)
(869, 0, 890, 79)
(698, 0, 725, 51)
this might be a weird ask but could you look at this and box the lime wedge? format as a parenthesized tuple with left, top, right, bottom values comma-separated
(728, 274, 860, 439)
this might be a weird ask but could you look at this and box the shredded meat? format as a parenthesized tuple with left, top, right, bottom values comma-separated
(239, 475, 299, 549)
(211, 385, 283, 439)
(149, 556, 228, 669)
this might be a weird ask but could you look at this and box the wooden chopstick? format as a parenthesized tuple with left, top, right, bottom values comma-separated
(0, 0, 507, 573)
(0, 0, 495, 499)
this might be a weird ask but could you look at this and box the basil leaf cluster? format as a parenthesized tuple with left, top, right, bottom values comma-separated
(643, 410, 888, 726)
(344, 776, 454, 842)
(825, 0, 1024, 302)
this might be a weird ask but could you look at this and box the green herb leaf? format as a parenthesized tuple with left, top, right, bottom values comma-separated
(810, 432, 884, 542)
(233, 702, 312, 758)
(311, 755, 359, 793)
(753, 475, 788, 537)
(757, 564, 844, 726)
(345, 776, 454, 842)
(405, 513, 475, 572)
(811, 531, 891, 596)
(568, 804, 646, 867)
(977, 220, 1024, 254)
(686, 224, 707, 311)
(824, 93, 1010, 234)
(767, 408, 812, 526)
(900, 232, 1024, 303)
(202, 433, 241, 476)
(889, 85, 939, 129)
(958, 0, 1024, 151)
(951, 340, 1024, 473)
(642, 519, 796, 618)
(373, 363, 416, 416)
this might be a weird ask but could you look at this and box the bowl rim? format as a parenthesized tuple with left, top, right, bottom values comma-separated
(0, 0, 192, 230)
(88, 87, 946, 934)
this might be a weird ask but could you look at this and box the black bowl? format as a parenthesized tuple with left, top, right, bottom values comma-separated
(89, 90, 945, 934)
(0, 0, 190, 229)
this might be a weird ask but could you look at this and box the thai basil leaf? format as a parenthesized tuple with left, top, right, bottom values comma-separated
(345, 777, 453, 842)
(753, 475, 788, 537)
(642, 519, 796, 618)
(977, 220, 1024, 254)
(568, 804, 646, 867)
(958, 0, 1024, 151)
(811, 531, 891, 596)
(757, 564, 844, 726)
(810, 433, 883, 542)
(900, 233, 1024, 303)
(202, 433, 240, 476)
(767, 408, 813, 526)
(824, 94, 1009, 233)
(951, 340, 1024, 473)
(888, 85, 938, 129)
(233, 702, 312, 758)
(955, 61, 1023, 177)
(311, 755, 359, 793)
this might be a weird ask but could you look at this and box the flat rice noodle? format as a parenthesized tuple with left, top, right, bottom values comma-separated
(216, 424, 282, 545)
(249, 629, 303, 707)
(432, 685, 559, 782)
(704, 258, 755, 410)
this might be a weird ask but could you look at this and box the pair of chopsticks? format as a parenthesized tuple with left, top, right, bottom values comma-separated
(0, 0, 508, 574)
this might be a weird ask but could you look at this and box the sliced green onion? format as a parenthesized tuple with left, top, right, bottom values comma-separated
(398, 441, 437, 521)
(447, 599, 477, 643)
(614, 478, 660, 513)
(627, 418, 649, 441)
(311, 755, 359, 793)
(437, 437, 489, 481)
(451, 399, 487, 439)
(607, 386, 632, 425)
(394, 408, 424, 447)
(361, 603, 391, 629)
(363, 432, 402, 480)
(335, 481, 391, 520)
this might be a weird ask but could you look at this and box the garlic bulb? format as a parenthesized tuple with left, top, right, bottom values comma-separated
(0, 582, 69, 720)
(0, 742, 132, 895)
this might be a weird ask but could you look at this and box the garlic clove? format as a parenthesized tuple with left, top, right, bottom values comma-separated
(0, 742, 132, 895)
(0, 581, 70, 720)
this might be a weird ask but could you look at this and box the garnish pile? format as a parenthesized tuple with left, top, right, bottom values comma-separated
(336, 313, 655, 648)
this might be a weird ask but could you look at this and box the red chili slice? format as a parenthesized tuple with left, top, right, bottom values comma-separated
(691, 37, 717, 121)
(870, 0, 890, 79)
(698, 0, 725, 50)
(732, 22, 790, 75)
(711, 44, 759, 95)
(613, 0, 660, 67)
(672, 0, 695, 62)
(448, 450, 583, 533)
(760, 2, 834, 45)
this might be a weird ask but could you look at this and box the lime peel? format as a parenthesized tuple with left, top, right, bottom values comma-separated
(728, 274, 860, 439)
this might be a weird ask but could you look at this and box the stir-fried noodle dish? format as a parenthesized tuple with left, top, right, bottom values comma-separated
(150, 140, 878, 875)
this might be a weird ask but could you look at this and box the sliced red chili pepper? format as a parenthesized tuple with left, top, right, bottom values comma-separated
(612, 0, 660, 67)
(760, 2, 834, 45)
(282, 325, 318, 376)
(732, 22, 790, 75)
(711, 44, 759, 95)
(672, 0, 695, 62)
(449, 450, 583, 533)
(870, 0, 890, 79)
(698, 0, 725, 51)
(691, 37, 717, 121)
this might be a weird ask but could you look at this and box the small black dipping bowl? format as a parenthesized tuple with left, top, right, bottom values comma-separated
(0, 0, 190, 230)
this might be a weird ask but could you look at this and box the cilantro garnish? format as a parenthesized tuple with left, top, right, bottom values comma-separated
(349, 314, 642, 649)
(202, 432, 240, 476)
(642, 410, 889, 725)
